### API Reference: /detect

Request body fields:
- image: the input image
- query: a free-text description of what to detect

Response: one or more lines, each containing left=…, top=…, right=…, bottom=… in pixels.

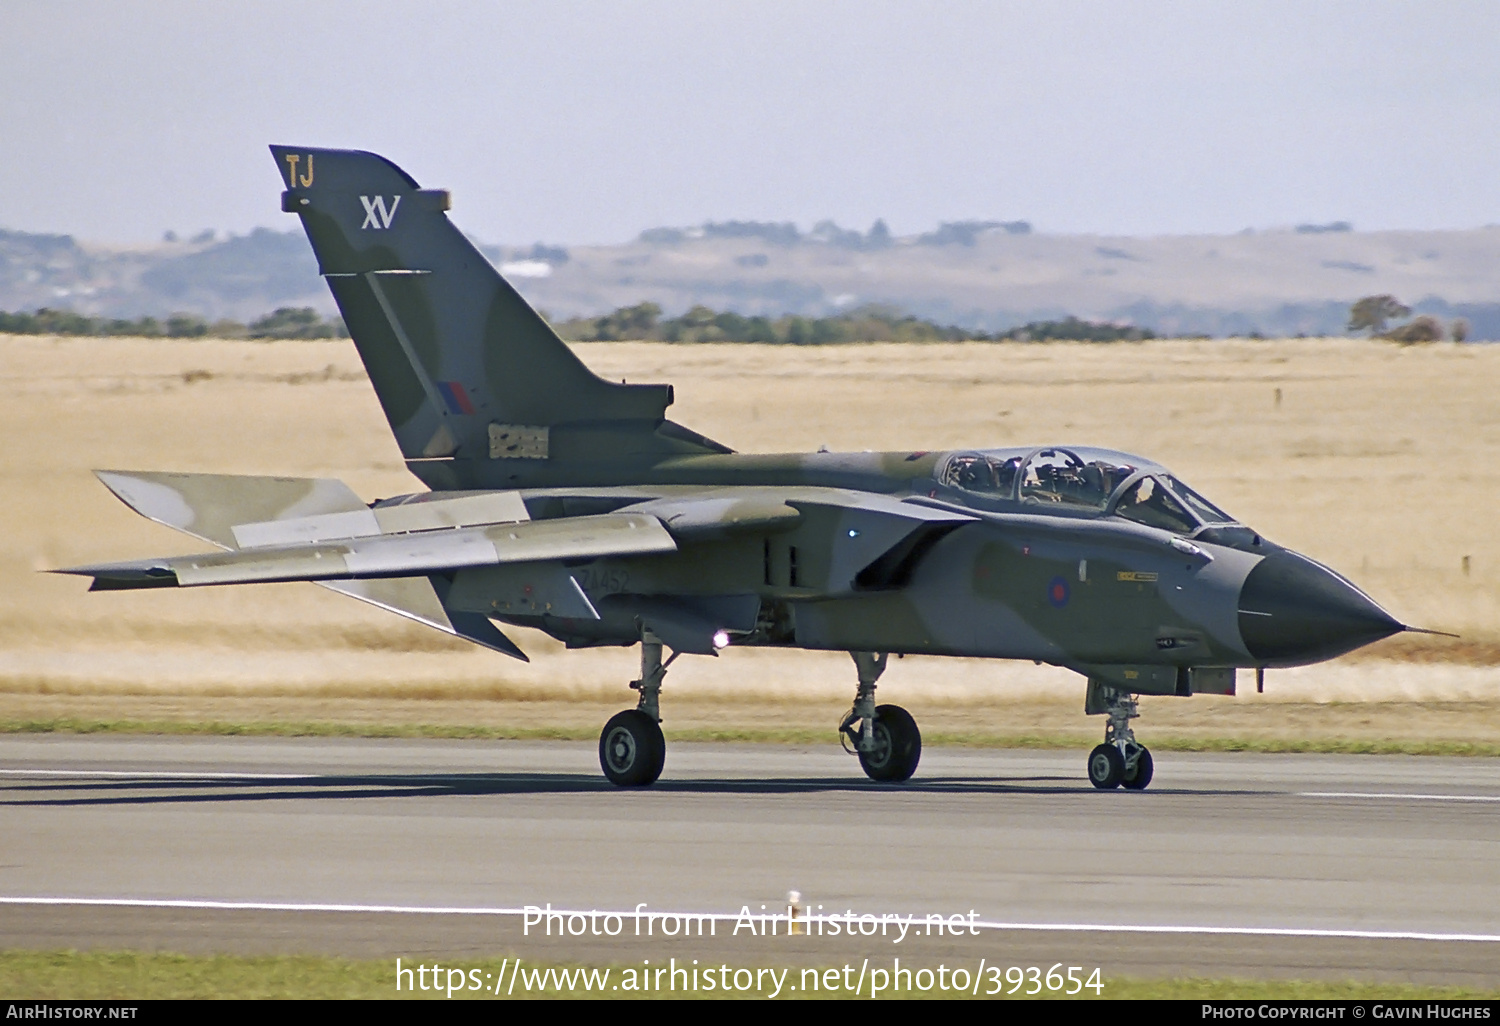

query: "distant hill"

left=3, top=219, right=1498, bottom=339
left=0, top=226, right=327, bottom=323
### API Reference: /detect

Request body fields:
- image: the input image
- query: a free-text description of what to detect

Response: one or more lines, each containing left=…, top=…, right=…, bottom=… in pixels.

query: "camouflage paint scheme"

left=60, top=148, right=1409, bottom=785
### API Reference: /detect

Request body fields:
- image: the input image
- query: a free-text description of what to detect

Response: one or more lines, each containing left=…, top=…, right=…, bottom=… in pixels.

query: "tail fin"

left=271, top=146, right=728, bottom=486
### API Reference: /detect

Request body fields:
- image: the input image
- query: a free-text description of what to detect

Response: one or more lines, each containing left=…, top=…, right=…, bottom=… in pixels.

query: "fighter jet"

left=58, top=147, right=1416, bottom=790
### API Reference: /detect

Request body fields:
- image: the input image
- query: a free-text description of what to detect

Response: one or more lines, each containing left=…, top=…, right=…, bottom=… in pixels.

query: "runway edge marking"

left=1298, top=791, right=1500, bottom=803
left=2, top=897, right=1497, bottom=944
left=0, top=769, right=317, bottom=781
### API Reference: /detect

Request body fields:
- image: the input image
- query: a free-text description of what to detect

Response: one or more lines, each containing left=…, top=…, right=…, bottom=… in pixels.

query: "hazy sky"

left=3, top=1, right=1497, bottom=245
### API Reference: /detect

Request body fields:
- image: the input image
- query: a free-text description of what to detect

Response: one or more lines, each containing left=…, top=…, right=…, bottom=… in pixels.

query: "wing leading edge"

left=58, top=512, right=676, bottom=589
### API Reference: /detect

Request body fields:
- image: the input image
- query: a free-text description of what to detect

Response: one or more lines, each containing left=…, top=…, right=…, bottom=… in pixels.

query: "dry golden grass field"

left=1, top=334, right=1497, bottom=748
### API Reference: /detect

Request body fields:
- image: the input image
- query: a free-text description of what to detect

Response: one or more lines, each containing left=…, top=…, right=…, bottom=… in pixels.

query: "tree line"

left=1, top=301, right=1158, bottom=344
left=24, top=299, right=1471, bottom=344
left=552, top=303, right=1156, bottom=344
left=0, top=306, right=348, bottom=339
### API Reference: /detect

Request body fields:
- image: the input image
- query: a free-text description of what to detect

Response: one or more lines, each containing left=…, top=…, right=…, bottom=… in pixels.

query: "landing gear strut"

left=1085, top=681, right=1153, bottom=790
left=599, top=630, right=671, bottom=787
left=840, top=651, right=921, bottom=782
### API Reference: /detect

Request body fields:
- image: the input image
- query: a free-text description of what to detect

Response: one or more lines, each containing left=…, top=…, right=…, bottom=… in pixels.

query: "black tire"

left=1087, top=743, right=1125, bottom=789
left=599, top=710, right=665, bottom=787
left=858, top=704, right=921, bottom=782
left=1121, top=746, right=1154, bottom=790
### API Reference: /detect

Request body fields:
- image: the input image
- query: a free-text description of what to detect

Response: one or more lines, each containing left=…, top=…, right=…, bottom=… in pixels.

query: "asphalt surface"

left=2, top=735, right=1498, bottom=987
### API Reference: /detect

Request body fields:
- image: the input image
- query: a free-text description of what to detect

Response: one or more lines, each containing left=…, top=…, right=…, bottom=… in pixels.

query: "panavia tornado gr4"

left=60, top=146, right=1417, bottom=790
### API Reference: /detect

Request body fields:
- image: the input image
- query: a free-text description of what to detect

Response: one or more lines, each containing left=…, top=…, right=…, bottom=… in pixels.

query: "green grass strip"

left=2, top=718, right=1498, bottom=757
left=1, top=951, right=1496, bottom=1000
left=0, top=718, right=597, bottom=741
left=1100, top=977, right=1499, bottom=1000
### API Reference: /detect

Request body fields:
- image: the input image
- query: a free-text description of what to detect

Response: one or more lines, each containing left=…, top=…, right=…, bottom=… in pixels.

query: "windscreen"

left=1165, top=475, right=1237, bottom=524
left=1114, top=476, right=1197, bottom=533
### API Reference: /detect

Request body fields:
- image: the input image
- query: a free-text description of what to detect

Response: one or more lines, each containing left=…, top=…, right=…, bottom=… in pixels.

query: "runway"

left=2, top=735, right=1498, bottom=987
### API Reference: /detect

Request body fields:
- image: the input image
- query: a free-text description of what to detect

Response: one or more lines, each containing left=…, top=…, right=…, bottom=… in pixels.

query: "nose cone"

left=1238, top=551, right=1403, bottom=666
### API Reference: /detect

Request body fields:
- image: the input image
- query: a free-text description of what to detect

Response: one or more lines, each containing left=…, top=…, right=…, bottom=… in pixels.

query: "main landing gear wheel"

left=841, top=651, right=922, bottom=783
left=599, top=628, right=671, bottom=788
left=1087, top=743, right=1124, bottom=790
left=1087, top=743, right=1153, bottom=790
left=859, top=704, right=922, bottom=783
left=1121, top=746, right=1154, bottom=790
left=599, top=710, right=665, bottom=787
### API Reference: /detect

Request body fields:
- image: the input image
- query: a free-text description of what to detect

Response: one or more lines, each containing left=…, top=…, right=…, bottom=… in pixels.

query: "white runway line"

left=2, top=896, right=1497, bottom=944
left=1298, top=791, right=1500, bottom=803
left=0, top=769, right=317, bottom=781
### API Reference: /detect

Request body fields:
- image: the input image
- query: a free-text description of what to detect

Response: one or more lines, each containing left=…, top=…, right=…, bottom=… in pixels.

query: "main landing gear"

left=1085, top=684, right=1153, bottom=791
left=840, top=651, right=921, bottom=782
left=598, top=630, right=671, bottom=787
left=597, top=639, right=925, bottom=787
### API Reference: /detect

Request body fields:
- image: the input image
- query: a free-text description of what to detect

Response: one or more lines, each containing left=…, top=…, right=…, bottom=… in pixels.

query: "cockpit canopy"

left=938, top=446, right=1238, bottom=535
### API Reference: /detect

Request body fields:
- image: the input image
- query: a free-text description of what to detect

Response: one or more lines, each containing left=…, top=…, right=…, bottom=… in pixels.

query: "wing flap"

left=233, top=491, right=531, bottom=548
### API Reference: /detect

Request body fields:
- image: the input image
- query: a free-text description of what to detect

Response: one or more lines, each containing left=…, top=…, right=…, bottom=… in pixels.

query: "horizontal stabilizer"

left=445, top=609, right=530, bottom=661
left=322, top=576, right=529, bottom=662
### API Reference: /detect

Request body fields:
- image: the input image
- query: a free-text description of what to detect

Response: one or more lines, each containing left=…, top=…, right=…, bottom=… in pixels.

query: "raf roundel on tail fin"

left=270, top=146, right=730, bottom=487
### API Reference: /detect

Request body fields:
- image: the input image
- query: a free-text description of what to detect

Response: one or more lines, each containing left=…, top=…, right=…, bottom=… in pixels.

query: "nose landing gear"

left=1085, top=682, right=1153, bottom=791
